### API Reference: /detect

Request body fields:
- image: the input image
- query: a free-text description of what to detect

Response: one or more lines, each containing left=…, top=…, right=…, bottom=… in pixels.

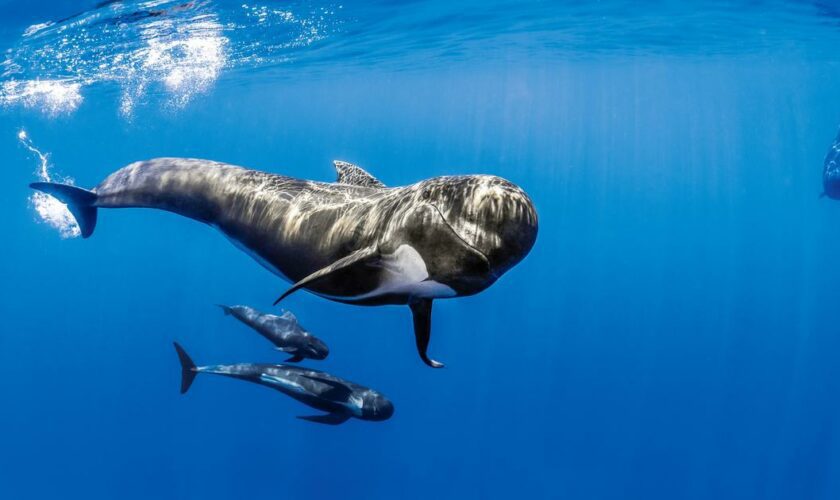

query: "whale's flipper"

left=409, top=299, right=444, bottom=368
left=217, top=304, right=233, bottom=315
left=29, top=182, right=98, bottom=238
left=299, top=374, right=354, bottom=400
left=297, top=413, right=351, bottom=425
left=273, top=246, right=381, bottom=304
left=284, top=355, right=304, bottom=363
left=333, top=160, right=386, bottom=188
left=173, top=342, right=198, bottom=394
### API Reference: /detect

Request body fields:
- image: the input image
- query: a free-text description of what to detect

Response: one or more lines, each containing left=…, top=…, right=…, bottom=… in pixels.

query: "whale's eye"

left=421, top=189, right=431, bottom=200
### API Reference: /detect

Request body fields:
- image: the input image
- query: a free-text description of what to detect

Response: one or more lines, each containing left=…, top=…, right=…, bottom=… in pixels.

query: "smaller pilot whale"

left=218, top=305, right=328, bottom=362
left=173, top=342, right=393, bottom=424
left=823, top=129, right=840, bottom=199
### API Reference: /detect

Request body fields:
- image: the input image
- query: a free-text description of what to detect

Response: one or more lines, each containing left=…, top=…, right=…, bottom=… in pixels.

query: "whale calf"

left=173, top=342, right=393, bottom=424
left=31, top=158, right=538, bottom=367
left=218, top=304, right=328, bottom=362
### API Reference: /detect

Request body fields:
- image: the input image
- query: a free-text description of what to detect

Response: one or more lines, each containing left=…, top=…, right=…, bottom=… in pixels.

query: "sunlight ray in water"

left=18, top=129, right=80, bottom=238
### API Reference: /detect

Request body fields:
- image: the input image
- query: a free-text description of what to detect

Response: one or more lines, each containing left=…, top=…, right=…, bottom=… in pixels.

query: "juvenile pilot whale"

left=173, top=342, right=393, bottom=424
left=218, top=304, right=328, bottom=362
left=31, top=158, right=538, bottom=367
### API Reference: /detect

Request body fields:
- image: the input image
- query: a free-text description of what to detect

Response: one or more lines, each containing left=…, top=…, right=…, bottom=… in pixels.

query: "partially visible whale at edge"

left=174, top=342, right=393, bottom=425
left=31, top=158, right=538, bottom=367
left=218, top=304, right=328, bottom=362
left=823, top=129, right=840, bottom=199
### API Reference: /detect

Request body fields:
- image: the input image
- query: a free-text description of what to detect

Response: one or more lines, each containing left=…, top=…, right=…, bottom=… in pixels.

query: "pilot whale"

left=31, top=158, right=538, bottom=367
left=823, top=129, right=840, bottom=199
left=174, top=342, right=392, bottom=424
left=218, top=304, right=329, bottom=362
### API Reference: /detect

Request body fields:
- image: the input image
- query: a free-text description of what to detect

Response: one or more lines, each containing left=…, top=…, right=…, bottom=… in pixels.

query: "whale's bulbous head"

left=419, top=175, right=538, bottom=287
left=360, top=391, right=394, bottom=421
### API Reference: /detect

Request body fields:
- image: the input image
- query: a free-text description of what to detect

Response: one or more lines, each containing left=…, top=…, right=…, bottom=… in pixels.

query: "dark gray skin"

left=218, top=304, right=329, bottom=362
left=31, top=158, right=539, bottom=367
left=823, top=129, right=840, bottom=199
left=173, top=342, right=392, bottom=425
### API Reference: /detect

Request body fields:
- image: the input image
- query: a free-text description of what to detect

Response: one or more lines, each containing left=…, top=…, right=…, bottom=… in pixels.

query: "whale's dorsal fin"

left=279, top=310, right=297, bottom=321
left=334, top=160, right=386, bottom=188
left=266, top=310, right=297, bottom=327
left=273, top=246, right=381, bottom=305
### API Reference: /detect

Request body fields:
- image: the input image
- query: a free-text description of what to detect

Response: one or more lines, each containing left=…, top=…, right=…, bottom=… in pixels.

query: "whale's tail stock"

left=173, top=342, right=198, bottom=394
left=29, top=182, right=98, bottom=238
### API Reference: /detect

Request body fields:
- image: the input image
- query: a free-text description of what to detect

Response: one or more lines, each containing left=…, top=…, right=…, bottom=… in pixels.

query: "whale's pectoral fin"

left=333, top=160, right=386, bottom=188
left=273, top=246, right=381, bottom=305
left=409, top=298, right=444, bottom=368
left=297, top=413, right=351, bottom=425
left=300, top=374, right=354, bottom=401
left=284, top=355, right=305, bottom=363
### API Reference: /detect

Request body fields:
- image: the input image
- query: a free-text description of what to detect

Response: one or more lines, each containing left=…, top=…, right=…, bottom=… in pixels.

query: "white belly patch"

left=343, top=244, right=456, bottom=301
left=220, top=225, right=454, bottom=302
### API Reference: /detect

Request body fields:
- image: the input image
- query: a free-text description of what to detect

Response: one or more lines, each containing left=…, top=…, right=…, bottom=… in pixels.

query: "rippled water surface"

left=4, top=1, right=840, bottom=117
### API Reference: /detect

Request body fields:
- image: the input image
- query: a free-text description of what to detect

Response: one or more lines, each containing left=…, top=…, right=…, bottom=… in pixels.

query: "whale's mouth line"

left=425, top=202, right=491, bottom=266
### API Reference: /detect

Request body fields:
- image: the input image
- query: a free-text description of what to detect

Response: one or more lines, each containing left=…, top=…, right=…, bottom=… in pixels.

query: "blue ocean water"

left=2, top=1, right=840, bottom=498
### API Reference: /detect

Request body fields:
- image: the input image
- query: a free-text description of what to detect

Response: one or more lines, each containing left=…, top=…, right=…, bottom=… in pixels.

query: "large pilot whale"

left=31, top=158, right=538, bottom=367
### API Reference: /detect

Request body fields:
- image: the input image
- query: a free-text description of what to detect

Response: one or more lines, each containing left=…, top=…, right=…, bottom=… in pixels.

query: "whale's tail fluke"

left=29, top=182, right=98, bottom=238
left=173, top=342, right=198, bottom=394
left=217, top=304, right=232, bottom=316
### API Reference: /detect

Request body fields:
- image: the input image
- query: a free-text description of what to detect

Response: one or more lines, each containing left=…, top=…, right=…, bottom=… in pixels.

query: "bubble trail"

left=18, top=129, right=81, bottom=238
